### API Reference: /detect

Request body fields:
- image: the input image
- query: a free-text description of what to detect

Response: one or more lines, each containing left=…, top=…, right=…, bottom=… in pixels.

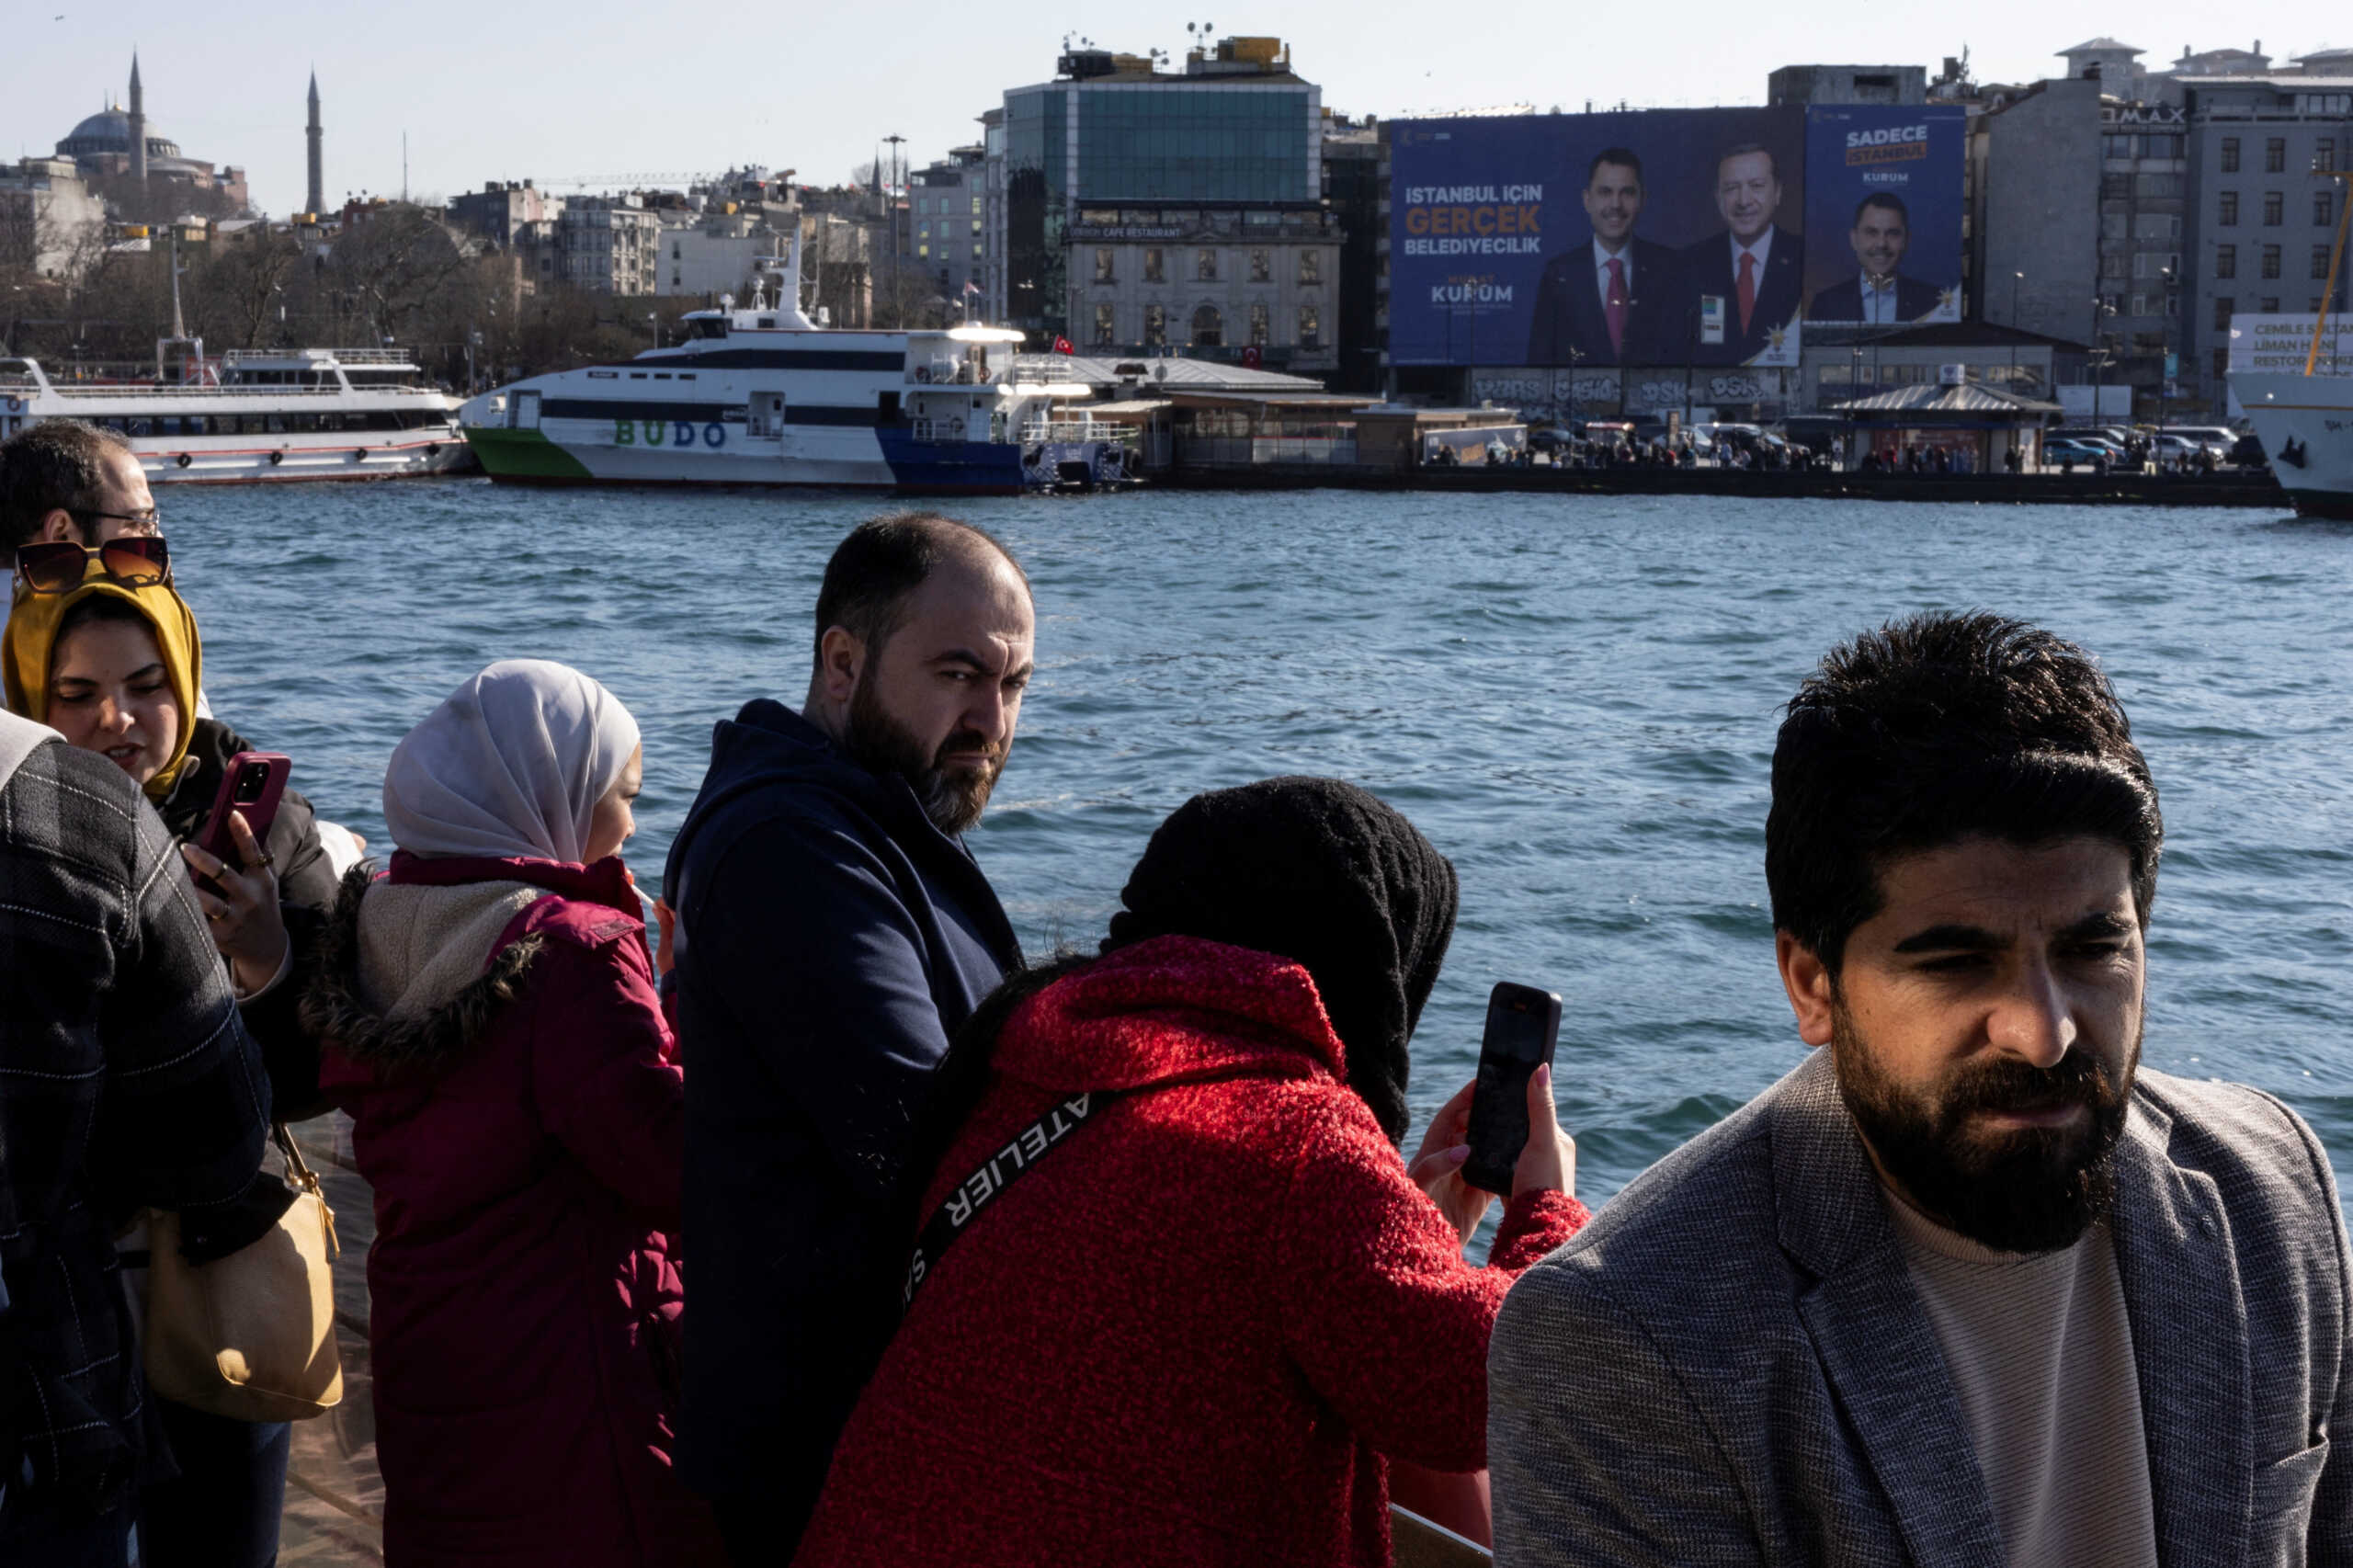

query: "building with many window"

left=2183, top=73, right=2353, bottom=408
left=550, top=196, right=662, bottom=295
left=2094, top=97, right=2188, bottom=411
left=906, top=148, right=988, bottom=316
left=994, top=36, right=1338, bottom=371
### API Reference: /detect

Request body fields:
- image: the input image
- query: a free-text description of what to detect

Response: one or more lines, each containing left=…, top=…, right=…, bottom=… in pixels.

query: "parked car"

left=2043, top=437, right=2114, bottom=466
left=2151, top=432, right=2226, bottom=462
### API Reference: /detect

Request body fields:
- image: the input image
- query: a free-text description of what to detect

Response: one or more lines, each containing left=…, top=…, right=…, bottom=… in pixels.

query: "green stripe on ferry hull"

left=462, top=426, right=596, bottom=482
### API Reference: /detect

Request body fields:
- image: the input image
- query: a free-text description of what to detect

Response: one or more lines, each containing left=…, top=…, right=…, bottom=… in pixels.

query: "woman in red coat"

left=301, top=660, right=724, bottom=1567
left=794, top=777, right=1587, bottom=1568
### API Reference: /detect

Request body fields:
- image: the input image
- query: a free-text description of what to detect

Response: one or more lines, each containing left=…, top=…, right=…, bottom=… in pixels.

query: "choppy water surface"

left=174, top=482, right=2352, bottom=1207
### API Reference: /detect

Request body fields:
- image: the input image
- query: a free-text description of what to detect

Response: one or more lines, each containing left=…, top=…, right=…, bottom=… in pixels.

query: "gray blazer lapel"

left=2109, top=1091, right=2253, bottom=1567
left=1775, top=1053, right=2009, bottom=1568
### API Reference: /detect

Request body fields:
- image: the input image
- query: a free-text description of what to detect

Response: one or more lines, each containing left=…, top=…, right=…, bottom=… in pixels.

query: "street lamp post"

left=2009, top=271, right=2024, bottom=387
left=1849, top=342, right=1864, bottom=468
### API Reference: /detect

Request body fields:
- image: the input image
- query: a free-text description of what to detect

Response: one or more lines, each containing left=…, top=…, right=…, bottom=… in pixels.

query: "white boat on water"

left=0, top=347, right=468, bottom=483
left=2235, top=369, right=2353, bottom=519
left=459, top=241, right=1132, bottom=494
left=2233, top=172, right=2352, bottom=519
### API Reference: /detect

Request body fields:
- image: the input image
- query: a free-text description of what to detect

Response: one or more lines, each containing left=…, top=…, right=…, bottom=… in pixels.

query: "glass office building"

left=1001, top=46, right=1324, bottom=342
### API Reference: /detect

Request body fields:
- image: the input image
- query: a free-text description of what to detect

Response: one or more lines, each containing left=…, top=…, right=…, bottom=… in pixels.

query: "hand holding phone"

left=1462, top=982, right=1563, bottom=1196
left=194, top=752, right=290, bottom=869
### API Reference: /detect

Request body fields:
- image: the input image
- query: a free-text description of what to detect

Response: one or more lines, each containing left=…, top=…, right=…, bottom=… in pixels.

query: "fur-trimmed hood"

left=301, top=860, right=549, bottom=1074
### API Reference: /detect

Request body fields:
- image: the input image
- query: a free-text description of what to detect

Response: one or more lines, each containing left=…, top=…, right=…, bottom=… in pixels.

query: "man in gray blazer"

left=1491, top=610, right=2349, bottom=1566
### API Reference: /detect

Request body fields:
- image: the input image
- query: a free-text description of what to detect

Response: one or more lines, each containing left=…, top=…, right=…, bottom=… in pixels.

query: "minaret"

left=127, top=52, right=147, bottom=182
left=305, top=73, right=324, bottom=216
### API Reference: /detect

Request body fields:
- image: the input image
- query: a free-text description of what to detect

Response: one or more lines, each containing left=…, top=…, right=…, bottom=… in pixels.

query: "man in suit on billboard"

left=1527, top=148, right=1682, bottom=367
left=1680, top=143, right=1802, bottom=363
left=1807, top=193, right=1954, bottom=324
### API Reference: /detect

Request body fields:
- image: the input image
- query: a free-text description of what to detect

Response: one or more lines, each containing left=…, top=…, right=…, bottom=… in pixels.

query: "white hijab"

left=383, top=659, right=640, bottom=863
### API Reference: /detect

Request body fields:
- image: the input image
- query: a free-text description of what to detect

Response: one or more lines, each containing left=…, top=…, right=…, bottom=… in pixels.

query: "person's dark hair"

left=55, top=590, right=154, bottom=647
left=0, top=421, right=131, bottom=556
left=1766, top=611, right=2161, bottom=973
left=892, top=778, right=1457, bottom=1247
left=1586, top=147, right=1643, bottom=187
left=810, top=511, right=1028, bottom=675
left=1852, top=192, right=1909, bottom=228
left=1716, top=142, right=1779, bottom=184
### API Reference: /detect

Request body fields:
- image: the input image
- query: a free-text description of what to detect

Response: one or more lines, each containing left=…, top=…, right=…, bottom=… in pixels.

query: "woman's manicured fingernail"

left=1445, top=1143, right=1471, bottom=1163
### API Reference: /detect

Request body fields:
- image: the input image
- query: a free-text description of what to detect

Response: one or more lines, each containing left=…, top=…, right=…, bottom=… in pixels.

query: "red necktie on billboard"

left=1605, top=257, right=1629, bottom=356
left=1737, top=252, right=1756, bottom=335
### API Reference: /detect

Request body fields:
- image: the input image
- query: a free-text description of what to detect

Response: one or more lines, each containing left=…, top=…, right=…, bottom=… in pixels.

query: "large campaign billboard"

left=1801, top=107, right=1965, bottom=325
left=1390, top=105, right=1969, bottom=369
left=1391, top=108, right=1808, bottom=369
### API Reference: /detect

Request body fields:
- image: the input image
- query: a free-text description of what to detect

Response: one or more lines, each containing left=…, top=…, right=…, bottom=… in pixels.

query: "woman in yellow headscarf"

left=4, top=552, right=335, bottom=1568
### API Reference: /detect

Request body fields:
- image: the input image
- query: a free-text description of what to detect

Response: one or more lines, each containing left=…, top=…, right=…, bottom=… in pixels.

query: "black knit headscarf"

left=1101, top=777, right=1459, bottom=1145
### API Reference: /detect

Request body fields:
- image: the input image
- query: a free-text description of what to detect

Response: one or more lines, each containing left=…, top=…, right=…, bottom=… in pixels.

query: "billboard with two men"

left=1389, top=105, right=1964, bottom=369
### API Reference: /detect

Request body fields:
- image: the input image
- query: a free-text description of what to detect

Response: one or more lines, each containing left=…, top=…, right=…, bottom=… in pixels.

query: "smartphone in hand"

left=1462, top=981, right=1563, bottom=1196
left=194, top=752, right=291, bottom=872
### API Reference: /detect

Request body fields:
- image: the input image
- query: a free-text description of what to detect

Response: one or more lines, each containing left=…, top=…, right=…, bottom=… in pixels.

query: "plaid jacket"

left=0, top=726, right=270, bottom=1517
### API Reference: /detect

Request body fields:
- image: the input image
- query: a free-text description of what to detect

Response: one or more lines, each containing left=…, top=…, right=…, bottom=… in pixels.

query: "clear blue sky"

left=2, top=1, right=2334, bottom=218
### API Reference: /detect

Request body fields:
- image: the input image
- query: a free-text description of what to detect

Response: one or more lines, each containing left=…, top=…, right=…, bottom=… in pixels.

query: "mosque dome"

left=56, top=108, right=182, bottom=163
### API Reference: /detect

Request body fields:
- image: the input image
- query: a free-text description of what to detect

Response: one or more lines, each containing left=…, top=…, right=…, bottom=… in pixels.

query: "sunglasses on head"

left=13, top=536, right=173, bottom=595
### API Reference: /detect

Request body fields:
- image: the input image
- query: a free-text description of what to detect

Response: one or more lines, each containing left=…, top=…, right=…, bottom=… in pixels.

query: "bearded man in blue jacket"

left=664, top=513, right=1032, bottom=1562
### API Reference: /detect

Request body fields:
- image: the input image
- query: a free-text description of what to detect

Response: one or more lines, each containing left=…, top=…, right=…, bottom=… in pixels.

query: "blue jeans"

left=140, top=1400, right=290, bottom=1568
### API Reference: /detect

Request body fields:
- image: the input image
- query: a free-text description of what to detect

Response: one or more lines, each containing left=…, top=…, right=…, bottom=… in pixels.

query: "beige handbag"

left=142, top=1123, right=344, bottom=1422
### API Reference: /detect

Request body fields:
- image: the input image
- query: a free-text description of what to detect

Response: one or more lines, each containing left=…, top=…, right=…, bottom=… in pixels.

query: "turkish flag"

left=1242, top=345, right=1263, bottom=369
left=1052, top=335, right=1075, bottom=356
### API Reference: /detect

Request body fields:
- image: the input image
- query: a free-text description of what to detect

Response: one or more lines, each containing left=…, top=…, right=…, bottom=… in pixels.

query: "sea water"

left=176, top=480, right=2353, bottom=1207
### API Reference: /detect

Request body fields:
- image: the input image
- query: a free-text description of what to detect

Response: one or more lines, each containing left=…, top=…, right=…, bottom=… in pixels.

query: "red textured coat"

left=313, top=855, right=725, bottom=1568
left=793, top=935, right=1588, bottom=1568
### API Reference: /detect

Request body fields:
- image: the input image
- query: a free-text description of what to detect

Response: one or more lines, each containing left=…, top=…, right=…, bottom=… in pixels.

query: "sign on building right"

left=1800, top=107, right=1965, bottom=327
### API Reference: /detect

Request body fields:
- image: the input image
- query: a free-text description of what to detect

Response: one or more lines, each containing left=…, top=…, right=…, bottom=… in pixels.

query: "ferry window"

left=757, top=318, right=775, bottom=329
left=1195, top=249, right=1217, bottom=281
left=1249, top=250, right=1270, bottom=283
left=1144, top=303, right=1166, bottom=347
left=1095, top=248, right=1116, bottom=283
left=1143, top=248, right=1165, bottom=283
left=1094, top=303, right=1116, bottom=345
left=2219, top=192, right=2237, bottom=226
left=2215, top=244, right=2236, bottom=278
left=1297, top=304, right=1321, bottom=348
left=631, top=371, right=648, bottom=379
left=318, top=412, right=342, bottom=432
left=1298, top=250, right=1321, bottom=285
left=241, top=415, right=269, bottom=435
left=155, top=417, right=180, bottom=437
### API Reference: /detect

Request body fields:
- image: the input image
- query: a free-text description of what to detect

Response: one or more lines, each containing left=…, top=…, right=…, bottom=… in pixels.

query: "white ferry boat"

left=0, top=347, right=467, bottom=483
left=2235, top=370, right=2353, bottom=519
left=460, top=242, right=1131, bottom=494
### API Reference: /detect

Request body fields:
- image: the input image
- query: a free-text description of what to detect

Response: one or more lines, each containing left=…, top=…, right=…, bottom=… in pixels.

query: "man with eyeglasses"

left=0, top=422, right=160, bottom=639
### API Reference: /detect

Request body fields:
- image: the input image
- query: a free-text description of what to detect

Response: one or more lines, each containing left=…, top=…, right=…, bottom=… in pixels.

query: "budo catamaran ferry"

left=459, top=241, right=1131, bottom=493
left=0, top=347, right=467, bottom=483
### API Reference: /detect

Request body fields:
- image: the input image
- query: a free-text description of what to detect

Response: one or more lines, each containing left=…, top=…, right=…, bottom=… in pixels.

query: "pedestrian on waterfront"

left=301, top=660, right=725, bottom=1568
left=0, top=703, right=272, bottom=1567
left=663, top=514, right=1030, bottom=1560
left=793, top=778, right=1587, bottom=1568
left=1489, top=611, right=2352, bottom=1565
left=4, top=551, right=338, bottom=1568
